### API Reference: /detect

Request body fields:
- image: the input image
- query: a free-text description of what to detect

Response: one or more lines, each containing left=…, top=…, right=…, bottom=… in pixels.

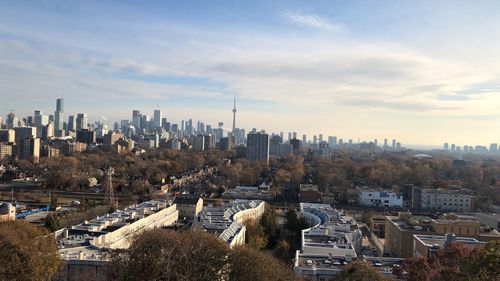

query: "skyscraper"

left=153, top=109, right=162, bottom=128
left=54, top=98, right=64, bottom=131
left=67, top=115, right=76, bottom=131
left=246, top=132, right=269, bottom=163
left=76, top=113, right=88, bottom=131
left=232, top=95, right=237, bottom=133
left=132, top=110, right=141, bottom=129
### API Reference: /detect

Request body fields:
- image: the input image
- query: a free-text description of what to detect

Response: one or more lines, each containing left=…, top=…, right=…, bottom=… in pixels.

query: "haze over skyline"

left=1, top=1, right=499, bottom=146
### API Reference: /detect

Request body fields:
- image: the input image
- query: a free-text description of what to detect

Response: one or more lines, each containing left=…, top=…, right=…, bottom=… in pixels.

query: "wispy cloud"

left=281, top=11, right=343, bottom=32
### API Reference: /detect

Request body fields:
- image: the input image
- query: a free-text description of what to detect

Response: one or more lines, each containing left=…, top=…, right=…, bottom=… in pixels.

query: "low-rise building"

left=195, top=200, right=265, bottom=248
left=0, top=143, right=13, bottom=160
left=299, top=184, right=322, bottom=203
left=413, top=233, right=486, bottom=259
left=222, top=185, right=274, bottom=201
left=294, top=203, right=403, bottom=280
left=56, top=200, right=178, bottom=281
left=356, top=186, right=403, bottom=208
left=173, top=196, right=203, bottom=219
left=384, top=212, right=433, bottom=258
left=412, top=186, right=475, bottom=212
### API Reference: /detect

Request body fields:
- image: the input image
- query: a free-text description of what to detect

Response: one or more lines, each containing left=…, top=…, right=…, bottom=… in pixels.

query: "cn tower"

left=232, top=95, right=237, bottom=133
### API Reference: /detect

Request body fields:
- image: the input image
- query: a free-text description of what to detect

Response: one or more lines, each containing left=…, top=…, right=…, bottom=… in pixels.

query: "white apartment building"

left=356, top=186, right=403, bottom=208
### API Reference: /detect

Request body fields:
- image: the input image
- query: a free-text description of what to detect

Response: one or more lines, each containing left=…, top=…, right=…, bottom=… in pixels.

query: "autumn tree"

left=107, top=229, right=230, bottom=281
left=228, top=246, right=299, bottom=281
left=333, top=259, right=389, bottom=281
left=0, top=220, right=61, bottom=281
left=244, top=218, right=267, bottom=249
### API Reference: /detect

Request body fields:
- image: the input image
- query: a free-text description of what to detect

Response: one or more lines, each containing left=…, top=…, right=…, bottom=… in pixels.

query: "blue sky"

left=1, top=1, right=500, bottom=145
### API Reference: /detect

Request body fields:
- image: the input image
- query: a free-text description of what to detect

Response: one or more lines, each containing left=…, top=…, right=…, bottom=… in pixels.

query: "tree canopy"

left=0, top=220, right=61, bottom=281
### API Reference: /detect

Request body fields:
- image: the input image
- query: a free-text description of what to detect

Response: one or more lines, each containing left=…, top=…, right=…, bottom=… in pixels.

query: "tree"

left=398, top=240, right=500, bottom=281
left=45, top=213, right=61, bottom=232
left=0, top=220, right=61, bottom=281
left=273, top=240, right=293, bottom=263
left=460, top=240, right=500, bottom=281
left=260, top=206, right=278, bottom=247
left=107, top=229, right=229, bottom=281
left=244, top=218, right=267, bottom=249
left=228, top=246, right=299, bottom=281
left=333, top=259, right=389, bottom=281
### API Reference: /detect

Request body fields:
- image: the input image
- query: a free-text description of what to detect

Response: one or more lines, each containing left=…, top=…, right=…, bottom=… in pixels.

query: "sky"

left=1, top=0, right=499, bottom=147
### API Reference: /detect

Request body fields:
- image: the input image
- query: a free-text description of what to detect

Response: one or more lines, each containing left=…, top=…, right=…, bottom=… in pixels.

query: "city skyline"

left=1, top=1, right=500, bottom=145
left=3, top=97, right=499, bottom=151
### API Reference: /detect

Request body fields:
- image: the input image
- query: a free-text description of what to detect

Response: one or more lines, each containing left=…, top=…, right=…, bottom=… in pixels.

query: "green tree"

left=260, top=206, right=278, bottom=247
left=45, top=213, right=61, bottom=232
left=0, top=220, right=61, bottom=281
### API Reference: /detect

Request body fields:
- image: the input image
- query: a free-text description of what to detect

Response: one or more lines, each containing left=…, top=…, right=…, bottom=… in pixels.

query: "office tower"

left=292, top=132, right=297, bottom=139
left=302, top=134, right=307, bottom=144
left=76, top=113, right=88, bottom=131
left=288, top=132, right=292, bottom=141
left=218, top=137, right=233, bottom=151
left=204, top=134, right=216, bottom=150
left=206, top=124, right=212, bottom=134
left=171, top=124, right=178, bottom=133
left=338, top=138, right=343, bottom=145
left=0, top=116, right=3, bottom=126
left=444, top=143, right=449, bottom=151
left=76, top=129, right=96, bottom=144
left=33, top=110, right=48, bottom=127
left=374, top=139, right=378, bottom=147
left=313, top=135, right=317, bottom=144
left=161, top=118, right=168, bottom=129
left=41, top=123, right=54, bottom=141
left=188, top=119, right=194, bottom=133
left=113, top=122, right=119, bottom=132
left=396, top=142, right=401, bottom=150
left=16, top=137, right=40, bottom=162
left=328, top=136, right=337, bottom=147
left=0, top=129, right=15, bottom=143
left=319, top=134, right=323, bottom=143
left=192, top=135, right=205, bottom=151
left=67, top=115, right=76, bottom=132
left=6, top=112, right=17, bottom=129
left=54, top=98, right=64, bottom=131
left=218, top=121, right=223, bottom=128
left=153, top=109, right=162, bottom=128
left=384, top=138, right=388, bottom=148
left=181, top=120, right=185, bottom=131
left=348, top=139, right=353, bottom=146
left=490, top=143, right=498, bottom=154
left=290, top=138, right=302, bottom=155
left=140, top=115, right=150, bottom=131
left=132, top=110, right=141, bottom=129
left=451, top=144, right=456, bottom=152
left=391, top=139, right=396, bottom=150
left=14, top=127, right=37, bottom=142
left=464, top=145, right=469, bottom=153
left=199, top=122, right=205, bottom=134
left=246, top=132, right=269, bottom=163
left=232, top=95, right=237, bottom=133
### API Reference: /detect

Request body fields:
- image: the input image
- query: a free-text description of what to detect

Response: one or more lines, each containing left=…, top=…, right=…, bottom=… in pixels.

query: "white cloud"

left=281, top=11, right=343, bottom=32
